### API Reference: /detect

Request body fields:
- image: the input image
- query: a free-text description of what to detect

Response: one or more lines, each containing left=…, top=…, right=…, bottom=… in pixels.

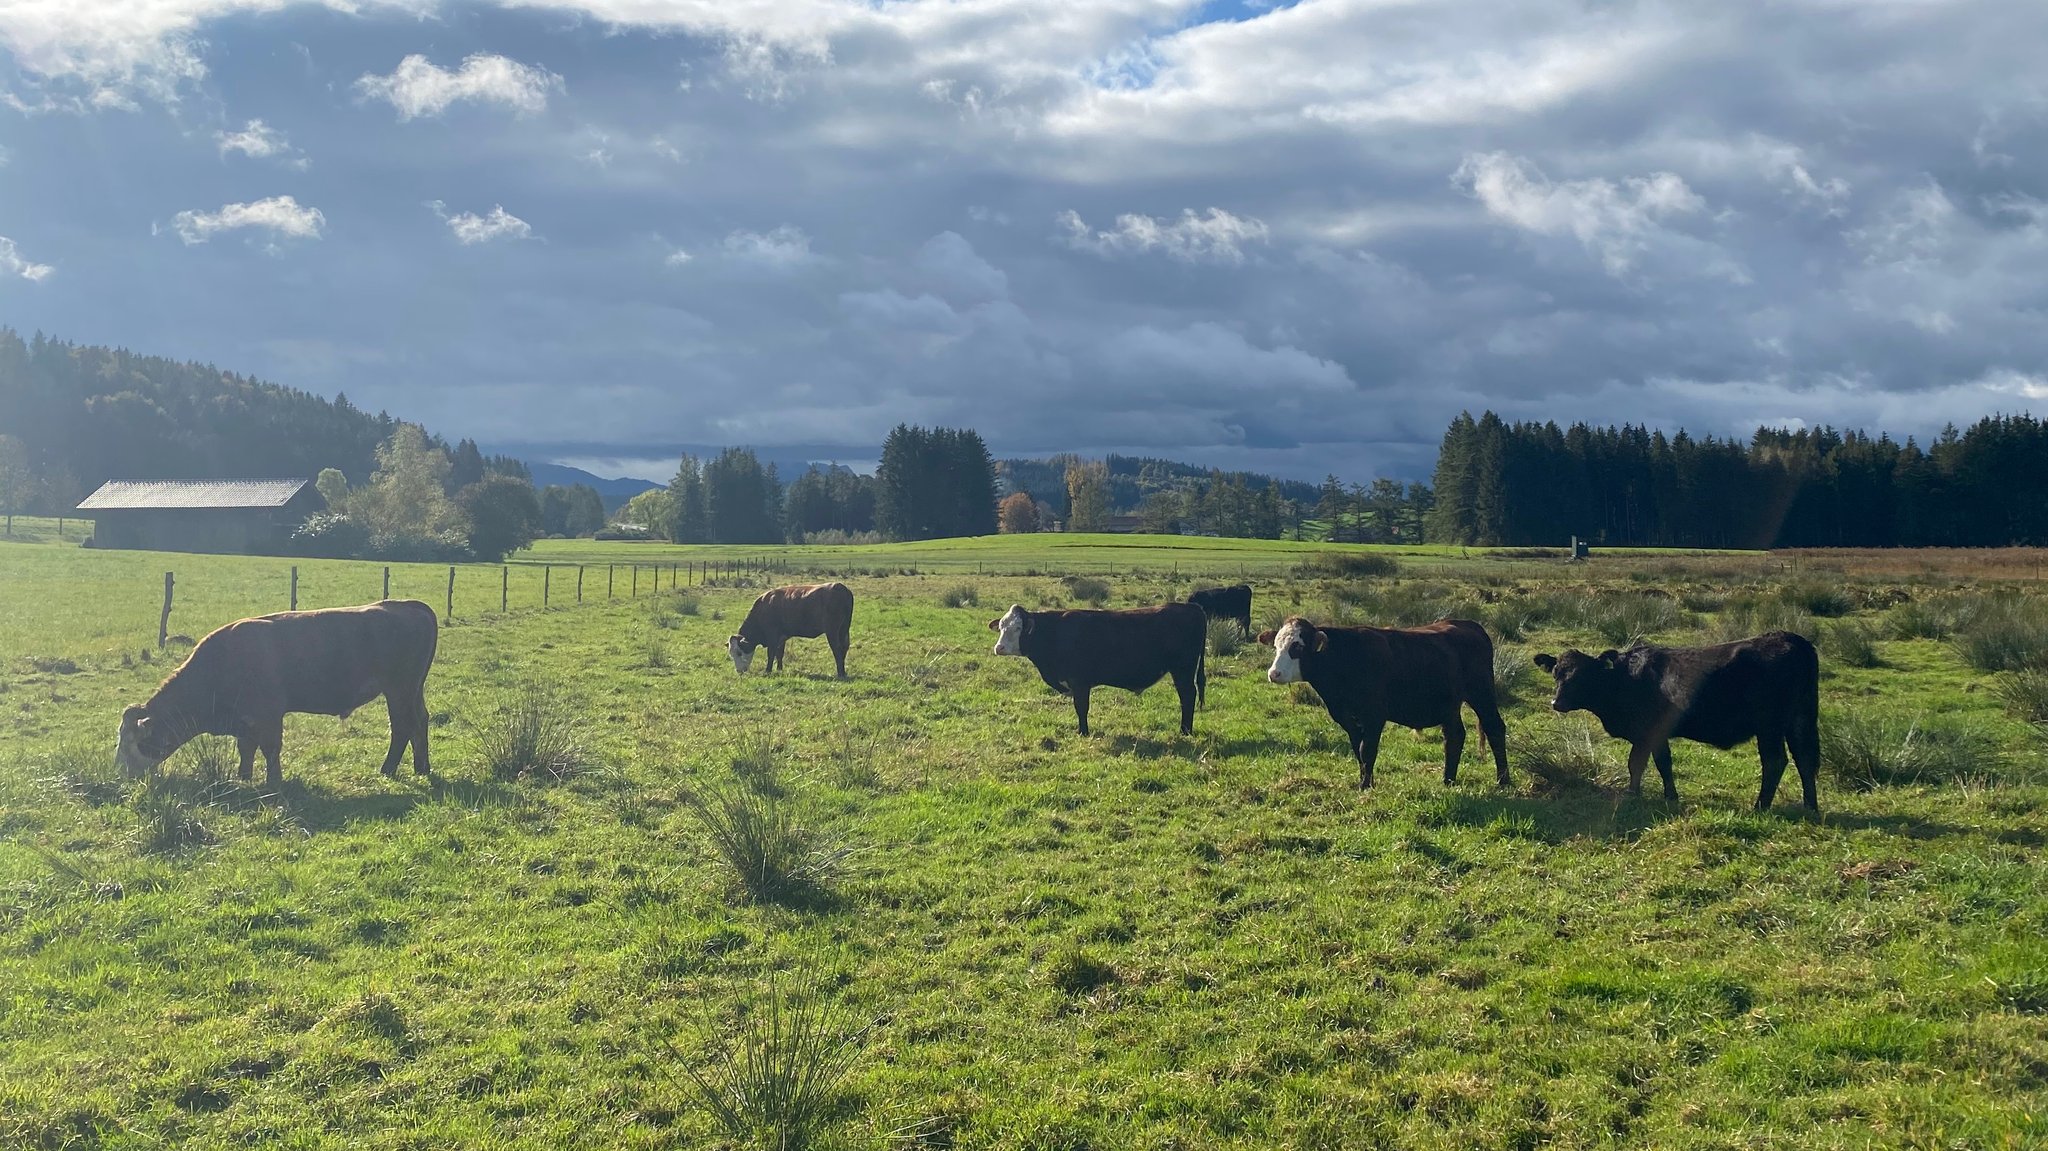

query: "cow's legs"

left=1471, top=699, right=1512, bottom=786
left=1754, top=732, right=1789, bottom=811
left=1441, top=716, right=1466, bottom=785
left=381, top=695, right=410, bottom=777
left=1789, top=715, right=1821, bottom=812
left=236, top=736, right=258, bottom=782
left=255, top=721, right=284, bottom=786
left=409, top=687, right=432, bottom=776
left=768, top=639, right=786, bottom=673
left=1652, top=742, right=1680, bottom=801
left=1170, top=669, right=1197, bottom=735
left=1353, top=725, right=1383, bottom=789
left=1626, top=743, right=1651, bottom=797
left=1072, top=685, right=1093, bottom=736
left=829, top=628, right=849, bottom=679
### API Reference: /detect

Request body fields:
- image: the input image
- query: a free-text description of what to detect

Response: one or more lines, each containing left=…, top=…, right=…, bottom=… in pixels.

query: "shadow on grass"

left=1417, top=788, right=1687, bottom=844
left=1815, top=809, right=1980, bottom=841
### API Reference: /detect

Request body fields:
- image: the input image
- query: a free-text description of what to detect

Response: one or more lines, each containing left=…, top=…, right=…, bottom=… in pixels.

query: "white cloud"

left=1057, top=207, right=1269, bottom=265
left=356, top=53, right=561, bottom=121
left=0, top=236, right=54, bottom=281
left=722, top=225, right=817, bottom=267
left=215, top=119, right=307, bottom=167
left=428, top=202, right=533, bottom=244
left=664, top=248, right=694, bottom=267
left=170, top=195, right=325, bottom=245
left=1454, top=152, right=1707, bottom=276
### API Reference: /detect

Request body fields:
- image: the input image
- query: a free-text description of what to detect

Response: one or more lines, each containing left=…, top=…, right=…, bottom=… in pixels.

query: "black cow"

left=1533, top=631, right=1821, bottom=811
left=1258, top=616, right=1510, bottom=789
left=1187, top=583, right=1253, bottom=635
left=989, top=603, right=1207, bottom=735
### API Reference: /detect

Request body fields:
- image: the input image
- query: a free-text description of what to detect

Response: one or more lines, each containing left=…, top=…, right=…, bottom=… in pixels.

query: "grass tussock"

left=476, top=679, right=592, bottom=782
left=673, top=967, right=875, bottom=1151
left=1780, top=582, right=1856, bottom=619
left=1516, top=724, right=1612, bottom=792
left=1295, top=552, right=1400, bottom=579
left=1586, top=593, right=1683, bottom=646
left=132, top=782, right=225, bottom=854
left=1714, top=597, right=1817, bottom=644
left=685, top=754, right=854, bottom=906
left=1060, top=575, right=1111, bottom=605
left=1492, top=643, right=1531, bottom=700
left=1207, top=617, right=1243, bottom=658
left=1952, top=597, right=2048, bottom=672
left=1994, top=669, right=2048, bottom=728
left=1821, top=709, right=2007, bottom=790
left=939, top=584, right=979, bottom=608
left=1823, top=620, right=1884, bottom=669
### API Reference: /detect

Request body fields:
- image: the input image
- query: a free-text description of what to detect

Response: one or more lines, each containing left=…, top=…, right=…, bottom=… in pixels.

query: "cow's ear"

left=1533, top=653, right=1556, bottom=672
left=121, top=705, right=148, bottom=724
left=987, top=618, right=1000, bottom=631
left=1598, top=649, right=1620, bottom=667
left=1312, top=629, right=1328, bottom=652
left=1255, top=630, right=1277, bottom=647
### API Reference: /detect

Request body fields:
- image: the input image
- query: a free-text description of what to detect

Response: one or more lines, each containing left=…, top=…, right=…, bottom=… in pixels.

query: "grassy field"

left=1, top=531, right=2043, bottom=1149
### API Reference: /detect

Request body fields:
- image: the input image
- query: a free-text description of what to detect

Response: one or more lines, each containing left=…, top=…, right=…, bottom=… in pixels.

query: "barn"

left=76, top=479, right=320, bottom=554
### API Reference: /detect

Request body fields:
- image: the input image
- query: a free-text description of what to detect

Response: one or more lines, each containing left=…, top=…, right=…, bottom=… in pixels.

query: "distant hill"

left=997, top=453, right=1322, bottom=516
left=523, top=462, right=661, bottom=512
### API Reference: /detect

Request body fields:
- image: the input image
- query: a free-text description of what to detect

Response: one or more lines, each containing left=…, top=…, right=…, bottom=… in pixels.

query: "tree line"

left=1427, top=411, right=2048, bottom=548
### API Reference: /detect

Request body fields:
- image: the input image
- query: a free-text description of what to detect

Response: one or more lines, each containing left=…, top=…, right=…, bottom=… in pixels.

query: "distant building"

left=77, top=479, right=319, bottom=554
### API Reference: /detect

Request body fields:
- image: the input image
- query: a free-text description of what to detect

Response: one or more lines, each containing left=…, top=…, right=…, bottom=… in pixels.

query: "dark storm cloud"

left=0, top=0, right=2042, bottom=482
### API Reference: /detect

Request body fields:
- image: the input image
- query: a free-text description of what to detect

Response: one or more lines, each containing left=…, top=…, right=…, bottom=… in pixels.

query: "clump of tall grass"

left=39, top=737, right=129, bottom=805
left=685, top=754, right=853, bottom=906
left=1516, top=724, right=1610, bottom=791
left=1779, top=582, right=1855, bottom=619
left=1714, top=598, right=1816, bottom=643
left=1491, top=643, right=1531, bottom=700
left=1821, top=709, right=2005, bottom=790
left=643, top=638, right=670, bottom=670
left=1207, top=617, right=1243, bottom=657
left=476, top=679, right=591, bottom=782
left=1295, top=552, right=1400, bottom=580
left=1993, top=670, right=2048, bottom=728
left=1060, top=575, right=1111, bottom=605
left=1586, top=592, right=1683, bottom=646
left=1885, top=595, right=1981, bottom=641
left=1822, top=620, right=1884, bottom=669
left=939, top=584, right=979, bottom=608
left=1952, top=597, right=2048, bottom=672
left=132, top=782, right=225, bottom=854
left=672, top=967, right=875, bottom=1151
left=1046, top=946, right=1119, bottom=995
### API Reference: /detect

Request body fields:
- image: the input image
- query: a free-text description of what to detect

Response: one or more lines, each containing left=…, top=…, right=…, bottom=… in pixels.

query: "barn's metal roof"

left=77, top=479, right=312, bottom=511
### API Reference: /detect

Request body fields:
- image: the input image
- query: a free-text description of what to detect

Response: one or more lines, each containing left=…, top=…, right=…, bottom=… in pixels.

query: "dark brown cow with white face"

left=116, top=599, right=438, bottom=785
left=1258, top=616, right=1509, bottom=790
left=728, top=582, right=855, bottom=678
left=1533, top=631, right=1821, bottom=811
left=989, top=602, right=1207, bottom=736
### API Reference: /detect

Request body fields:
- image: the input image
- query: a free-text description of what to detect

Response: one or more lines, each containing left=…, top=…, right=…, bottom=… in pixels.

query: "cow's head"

left=988, top=605, right=1030, bottom=656
left=1532, top=648, right=1621, bottom=714
left=115, top=704, right=182, bottom=778
left=727, top=634, right=760, bottom=674
left=1257, top=617, right=1326, bottom=684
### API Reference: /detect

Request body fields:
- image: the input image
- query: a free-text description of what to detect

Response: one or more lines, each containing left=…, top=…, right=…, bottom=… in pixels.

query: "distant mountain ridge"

left=522, top=462, right=661, bottom=512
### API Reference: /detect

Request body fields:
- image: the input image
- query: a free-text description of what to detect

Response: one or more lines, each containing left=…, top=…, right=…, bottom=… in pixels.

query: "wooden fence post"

left=544, top=565, right=551, bottom=608
left=290, top=565, right=298, bottom=611
left=608, top=564, right=614, bottom=598
left=447, top=566, right=455, bottom=620
left=578, top=566, right=585, bottom=604
left=501, top=566, right=508, bottom=612
left=159, top=571, right=174, bottom=648
left=383, top=566, right=391, bottom=600
left=632, top=565, right=638, bottom=596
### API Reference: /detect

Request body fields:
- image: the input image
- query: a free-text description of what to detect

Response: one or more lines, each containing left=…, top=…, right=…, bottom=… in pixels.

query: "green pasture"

left=0, top=532, right=2042, bottom=1149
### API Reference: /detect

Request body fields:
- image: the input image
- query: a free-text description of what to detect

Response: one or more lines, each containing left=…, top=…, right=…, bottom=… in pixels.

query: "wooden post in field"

left=544, top=565, right=551, bottom=608
left=383, top=566, right=391, bottom=600
left=608, top=564, right=614, bottom=598
left=447, top=566, right=455, bottom=620
left=578, top=566, right=585, bottom=604
left=501, top=566, right=508, bottom=612
left=290, top=566, right=298, bottom=610
left=632, top=565, right=638, bottom=596
left=159, top=571, right=173, bottom=648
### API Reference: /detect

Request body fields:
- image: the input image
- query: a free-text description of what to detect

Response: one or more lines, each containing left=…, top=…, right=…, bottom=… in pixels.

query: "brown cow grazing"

left=116, top=599, right=438, bottom=785
left=989, top=602, right=1207, bottom=735
left=728, top=582, right=855, bottom=678
left=1258, top=616, right=1510, bottom=790
left=1533, top=631, right=1821, bottom=811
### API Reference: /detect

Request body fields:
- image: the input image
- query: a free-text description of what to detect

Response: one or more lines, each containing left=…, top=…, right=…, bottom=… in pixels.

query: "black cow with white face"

left=989, top=602, right=1207, bottom=736
left=1533, top=631, right=1821, bottom=811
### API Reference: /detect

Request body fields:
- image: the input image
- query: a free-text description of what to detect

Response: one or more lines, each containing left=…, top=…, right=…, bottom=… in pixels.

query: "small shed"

left=77, top=479, right=320, bottom=554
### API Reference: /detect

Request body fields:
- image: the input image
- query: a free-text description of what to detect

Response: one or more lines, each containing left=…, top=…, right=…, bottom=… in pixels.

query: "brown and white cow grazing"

left=116, top=599, right=438, bottom=785
left=1258, top=616, right=1510, bottom=790
left=728, top=582, right=855, bottom=678
left=989, top=602, right=1207, bottom=736
left=1533, top=631, right=1821, bottom=811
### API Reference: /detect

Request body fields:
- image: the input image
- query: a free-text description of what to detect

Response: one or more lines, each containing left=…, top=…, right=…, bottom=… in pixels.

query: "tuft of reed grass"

left=1491, top=643, right=1530, bottom=700
left=939, top=584, right=979, bottom=608
left=1951, top=597, right=2048, bottom=673
left=476, top=679, right=591, bottom=782
left=1821, top=709, right=2006, bottom=790
left=643, top=638, right=670, bottom=670
left=1587, top=593, right=1682, bottom=646
left=1516, top=724, right=1611, bottom=792
left=672, top=967, right=875, bottom=1151
left=1823, top=620, right=1883, bottom=669
left=1779, top=582, right=1855, bottom=619
left=684, top=759, right=853, bottom=906
left=1060, top=575, right=1111, bottom=605
left=1207, top=617, right=1243, bottom=658
left=133, top=782, right=224, bottom=854
left=1993, top=669, right=2048, bottom=728
left=1294, top=552, right=1399, bottom=579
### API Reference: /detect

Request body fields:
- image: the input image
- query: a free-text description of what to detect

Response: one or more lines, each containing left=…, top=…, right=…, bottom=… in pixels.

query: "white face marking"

left=115, top=718, right=156, bottom=778
left=992, top=606, right=1027, bottom=657
left=728, top=635, right=754, bottom=674
left=1266, top=621, right=1311, bottom=684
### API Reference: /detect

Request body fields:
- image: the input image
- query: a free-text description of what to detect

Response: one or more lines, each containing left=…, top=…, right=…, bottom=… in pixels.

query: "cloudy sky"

left=0, top=0, right=2042, bottom=483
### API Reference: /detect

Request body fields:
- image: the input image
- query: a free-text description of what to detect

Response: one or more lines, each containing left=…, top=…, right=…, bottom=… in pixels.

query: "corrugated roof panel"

left=77, top=479, right=313, bottom=511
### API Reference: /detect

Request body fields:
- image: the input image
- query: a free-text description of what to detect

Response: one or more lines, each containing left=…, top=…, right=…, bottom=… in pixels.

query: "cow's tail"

left=1195, top=634, right=1208, bottom=708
